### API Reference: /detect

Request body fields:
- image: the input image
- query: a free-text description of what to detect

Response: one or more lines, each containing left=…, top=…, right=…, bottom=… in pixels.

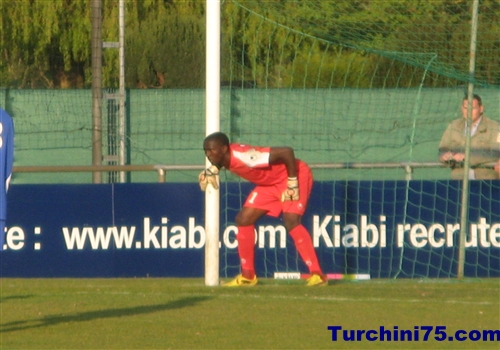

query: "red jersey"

left=228, top=143, right=304, bottom=186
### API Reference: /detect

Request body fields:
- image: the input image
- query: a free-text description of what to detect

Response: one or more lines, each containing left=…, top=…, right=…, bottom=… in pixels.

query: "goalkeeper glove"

left=199, top=165, right=219, bottom=191
left=281, top=177, right=299, bottom=201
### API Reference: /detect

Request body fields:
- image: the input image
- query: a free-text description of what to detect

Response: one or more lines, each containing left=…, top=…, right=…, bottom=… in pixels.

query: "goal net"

left=218, top=0, right=500, bottom=279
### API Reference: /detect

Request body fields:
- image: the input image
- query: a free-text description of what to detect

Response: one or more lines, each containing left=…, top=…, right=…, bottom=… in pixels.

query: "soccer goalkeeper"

left=199, top=132, right=326, bottom=286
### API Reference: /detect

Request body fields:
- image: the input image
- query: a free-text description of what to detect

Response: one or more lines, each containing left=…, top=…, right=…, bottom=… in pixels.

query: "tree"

left=0, top=0, right=206, bottom=88
left=1, top=0, right=498, bottom=89
left=125, top=11, right=205, bottom=88
left=0, top=0, right=90, bottom=88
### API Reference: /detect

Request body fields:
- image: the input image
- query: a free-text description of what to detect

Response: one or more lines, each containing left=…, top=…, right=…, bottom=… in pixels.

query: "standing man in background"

left=199, top=132, right=327, bottom=286
left=0, top=108, right=14, bottom=251
left=438, top=94, right=500, bottom=179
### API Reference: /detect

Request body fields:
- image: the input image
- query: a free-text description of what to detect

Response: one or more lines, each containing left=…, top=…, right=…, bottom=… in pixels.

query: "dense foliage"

left=0, top=0, right=498, bottom=88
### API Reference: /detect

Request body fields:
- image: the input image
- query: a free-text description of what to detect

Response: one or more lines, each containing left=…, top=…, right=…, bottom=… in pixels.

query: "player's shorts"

left=243, top=162, right=313, bottom=217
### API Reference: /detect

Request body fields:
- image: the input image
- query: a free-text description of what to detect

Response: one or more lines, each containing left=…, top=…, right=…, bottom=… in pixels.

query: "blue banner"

left=2, top=181, right=499, bottom=278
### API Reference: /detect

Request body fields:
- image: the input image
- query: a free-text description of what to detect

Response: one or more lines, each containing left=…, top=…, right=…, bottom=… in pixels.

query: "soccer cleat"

left=223, top=274, right=258, bottom=287
left=306, top=273, right=328, bottom=286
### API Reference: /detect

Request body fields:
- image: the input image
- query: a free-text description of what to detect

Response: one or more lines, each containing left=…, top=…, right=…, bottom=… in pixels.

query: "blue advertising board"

left=1, top=181, right=499, bottom=278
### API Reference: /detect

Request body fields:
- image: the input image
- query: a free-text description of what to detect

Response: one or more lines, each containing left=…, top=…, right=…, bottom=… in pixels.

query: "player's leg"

left=223, top=190, right=270, bottom=286
left=234, top=206, right=267, bottom=280
left=283, top=213, right=324, bottom=277
left=282, top=164, right=326, bottom=286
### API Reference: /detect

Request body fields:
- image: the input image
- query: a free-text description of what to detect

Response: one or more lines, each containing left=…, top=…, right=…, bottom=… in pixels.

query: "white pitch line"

left=216, top=293, right=498, bottom=306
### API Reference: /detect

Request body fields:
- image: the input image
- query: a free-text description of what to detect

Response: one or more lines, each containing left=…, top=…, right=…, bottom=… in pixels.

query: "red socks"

left=237, top=225, right=256, bottom=279
left=289, top=224, right=323, bottom=275
left=237, top=224, right=322, bottom=278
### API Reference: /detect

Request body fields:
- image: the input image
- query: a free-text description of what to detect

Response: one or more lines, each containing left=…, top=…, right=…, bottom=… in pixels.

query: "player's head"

left=204, top=132, right=230, bottom=147
left=461, top=94, right=483, bottom=122
left=203, top=132, right=230, bottom=168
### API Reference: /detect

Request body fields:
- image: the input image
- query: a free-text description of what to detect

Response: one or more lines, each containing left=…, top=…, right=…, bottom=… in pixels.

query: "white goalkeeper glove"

left=199, top=165, right=220, bottom=191
left=281, top=177, right=299, bottom=201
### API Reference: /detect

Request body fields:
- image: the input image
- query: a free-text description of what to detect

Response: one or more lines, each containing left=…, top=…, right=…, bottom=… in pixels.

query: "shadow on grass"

left=0, top=295, right=34, bottom=303
left=0, top=295, right=212, bottom=333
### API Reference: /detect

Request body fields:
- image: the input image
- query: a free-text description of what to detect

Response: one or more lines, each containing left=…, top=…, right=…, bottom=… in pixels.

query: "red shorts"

left=243, top=163, right=313, bottom=217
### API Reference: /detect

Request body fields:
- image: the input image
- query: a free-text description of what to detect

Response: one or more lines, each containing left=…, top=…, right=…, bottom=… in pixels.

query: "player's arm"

left=198, top=164, right=219, bottom=191
left=269, top=147, right=297, bottom=177
left=269, top=147, right=299, bottom=201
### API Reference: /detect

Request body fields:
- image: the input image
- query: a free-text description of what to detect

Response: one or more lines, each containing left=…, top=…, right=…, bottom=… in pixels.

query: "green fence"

left=1, top=87, right=499, bottom=184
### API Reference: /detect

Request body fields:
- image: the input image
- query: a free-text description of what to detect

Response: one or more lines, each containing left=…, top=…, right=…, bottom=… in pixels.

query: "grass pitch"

left=1, top=278, right=499, bottom=349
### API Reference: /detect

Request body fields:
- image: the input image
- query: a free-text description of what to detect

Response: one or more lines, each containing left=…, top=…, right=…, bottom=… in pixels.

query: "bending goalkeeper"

left=200, top=132, right=327, bottom=286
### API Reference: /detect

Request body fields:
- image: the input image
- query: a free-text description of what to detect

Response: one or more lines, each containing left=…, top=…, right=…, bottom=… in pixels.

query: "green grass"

left=1, top=278, right=499, bottom=349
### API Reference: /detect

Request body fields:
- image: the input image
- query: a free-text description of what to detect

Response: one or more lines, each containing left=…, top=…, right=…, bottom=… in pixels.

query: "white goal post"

left=204, top=0, right=221, bottom=286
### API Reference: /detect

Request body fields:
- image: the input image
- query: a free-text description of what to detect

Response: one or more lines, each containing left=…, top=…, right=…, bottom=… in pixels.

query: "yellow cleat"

left=306, top=274, right=328, bottom=286
left=223, top=274, right=258, bottom=287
